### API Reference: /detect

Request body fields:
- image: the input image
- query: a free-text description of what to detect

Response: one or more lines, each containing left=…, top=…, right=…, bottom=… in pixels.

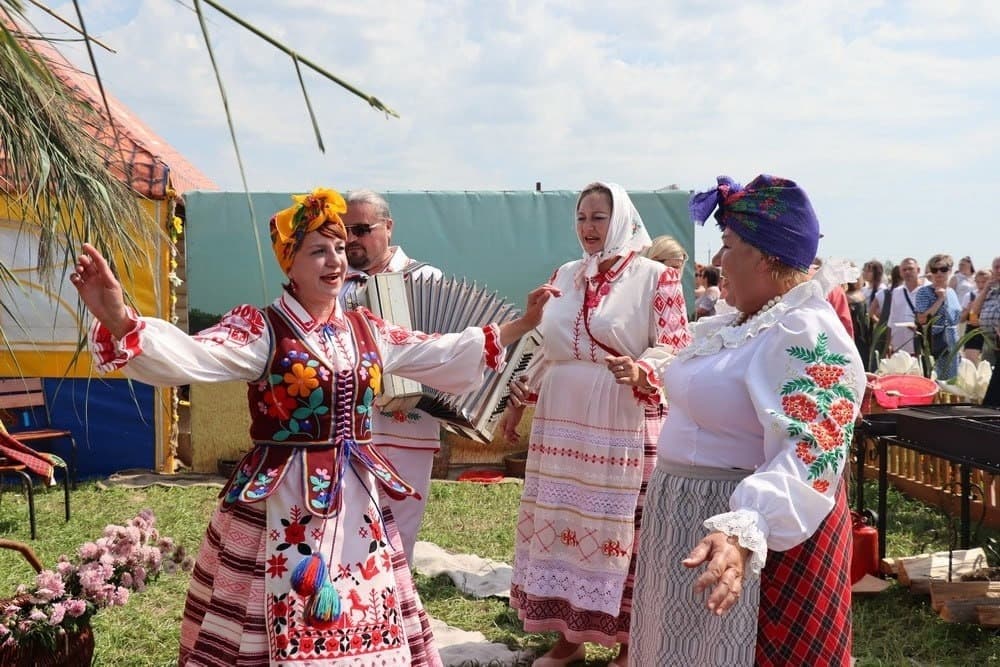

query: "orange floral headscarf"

left=269, top=187, right=347, bottom=274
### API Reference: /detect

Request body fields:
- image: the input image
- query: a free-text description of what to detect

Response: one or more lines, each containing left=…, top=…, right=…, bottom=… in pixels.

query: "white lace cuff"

left=703, top=509, right=768, bottom=577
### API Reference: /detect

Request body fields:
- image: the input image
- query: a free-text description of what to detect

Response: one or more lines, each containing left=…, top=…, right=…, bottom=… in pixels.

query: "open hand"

left=682, top=531, right=751, bottom=616
left=70, top=243, right=132, bottom=338
left=521, top=284, right=561, bottom=329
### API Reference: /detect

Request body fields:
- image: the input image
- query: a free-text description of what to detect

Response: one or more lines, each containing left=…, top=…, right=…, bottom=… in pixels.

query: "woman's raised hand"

left=70, top=243, right=132, bottom=339
left=498, top=284, right=560, bottom=347
left=522, top=284, right=561, bottom=329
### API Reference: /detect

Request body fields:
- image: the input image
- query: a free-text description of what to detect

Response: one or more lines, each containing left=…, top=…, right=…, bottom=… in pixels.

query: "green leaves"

left=808, top=449, right=844, bottom=479
left=781, top=378, right=817, bottom=395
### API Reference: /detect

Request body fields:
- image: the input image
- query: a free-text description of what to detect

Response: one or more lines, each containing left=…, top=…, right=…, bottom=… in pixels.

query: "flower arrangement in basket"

left=0, top=509, right=193, bottom=666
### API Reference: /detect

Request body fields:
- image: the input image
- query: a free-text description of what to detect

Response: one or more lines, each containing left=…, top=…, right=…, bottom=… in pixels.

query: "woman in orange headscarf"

left=72, top=187, right=558, bottom=666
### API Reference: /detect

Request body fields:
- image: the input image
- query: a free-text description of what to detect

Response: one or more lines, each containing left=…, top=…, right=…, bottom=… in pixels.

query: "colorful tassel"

left=290, top=552, right=327, bottom=596
left=304, top=581, right=341, bottom=628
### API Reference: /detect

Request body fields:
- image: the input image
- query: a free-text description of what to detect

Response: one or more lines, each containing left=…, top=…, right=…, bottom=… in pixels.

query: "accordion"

left=345, top=271, right=540, bottom=444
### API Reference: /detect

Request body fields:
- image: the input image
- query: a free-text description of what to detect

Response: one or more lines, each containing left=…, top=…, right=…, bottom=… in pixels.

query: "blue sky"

left=26, top=1, right=1000, bottom=272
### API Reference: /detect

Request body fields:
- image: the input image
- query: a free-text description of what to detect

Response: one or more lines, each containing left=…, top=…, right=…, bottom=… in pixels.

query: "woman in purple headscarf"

left=629, top=176, right=865, bottom=666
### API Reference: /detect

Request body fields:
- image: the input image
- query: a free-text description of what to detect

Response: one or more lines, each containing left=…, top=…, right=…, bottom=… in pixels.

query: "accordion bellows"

left=348, top=272, right=540, bottom=445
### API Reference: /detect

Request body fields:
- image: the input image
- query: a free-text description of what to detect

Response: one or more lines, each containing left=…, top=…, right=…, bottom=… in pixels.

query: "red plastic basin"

left=870, top=374, right=938, bottom=409
left=456, top=469, right=504, bottom=484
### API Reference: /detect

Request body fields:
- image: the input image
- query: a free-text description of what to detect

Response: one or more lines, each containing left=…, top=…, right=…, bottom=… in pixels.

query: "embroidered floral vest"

left=219, top=307, right=419, bottom=517
left=247, top=306, right=378, bottom=445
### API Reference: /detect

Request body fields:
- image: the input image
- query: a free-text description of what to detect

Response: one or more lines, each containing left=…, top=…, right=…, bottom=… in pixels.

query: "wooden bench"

left=0, top=378, right=78, bottom=487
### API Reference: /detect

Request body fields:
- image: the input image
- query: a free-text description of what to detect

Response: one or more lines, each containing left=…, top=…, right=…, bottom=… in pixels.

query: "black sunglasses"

left=928, top=265, right=951, bottom=274
left=345, top=222, right=383, bottom=237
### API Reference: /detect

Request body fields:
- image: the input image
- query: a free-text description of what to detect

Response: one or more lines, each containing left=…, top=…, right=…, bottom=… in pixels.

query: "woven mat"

left=100, top=469, right=226, bottom=489
left=414, top=541, right=532, bottom=666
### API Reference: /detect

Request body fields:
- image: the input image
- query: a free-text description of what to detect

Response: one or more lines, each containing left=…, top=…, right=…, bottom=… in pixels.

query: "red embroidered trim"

left=632, top=386, right=660, bottom=407
left=528, top=442, right=642, bottom=467
left=631, top=360, right=661, bottom=407
left=635, top=359, right=661, bottom=389
left=89, top=308, right=143, bottom=373
left=482, top=323, right=503, bottom=370
left=360, top=306, right=436, bottom=345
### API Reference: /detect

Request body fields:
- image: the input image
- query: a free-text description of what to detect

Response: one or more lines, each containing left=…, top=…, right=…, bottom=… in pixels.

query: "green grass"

left=1, top=478, right=999, bottom=665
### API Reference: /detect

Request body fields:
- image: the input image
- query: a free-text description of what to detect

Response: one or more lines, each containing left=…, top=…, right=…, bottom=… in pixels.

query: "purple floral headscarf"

left=689, top=175, right=820, bottom=273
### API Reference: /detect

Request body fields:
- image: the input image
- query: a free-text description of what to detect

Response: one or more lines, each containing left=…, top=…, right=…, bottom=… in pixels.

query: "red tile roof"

left=5, top=27, right=217, bottom=199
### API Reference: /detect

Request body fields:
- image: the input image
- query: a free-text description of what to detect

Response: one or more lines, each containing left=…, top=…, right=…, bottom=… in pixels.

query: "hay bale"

left=190, top=382, right=251, bottom=473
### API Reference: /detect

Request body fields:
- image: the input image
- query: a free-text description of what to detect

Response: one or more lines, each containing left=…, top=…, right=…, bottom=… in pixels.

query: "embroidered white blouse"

left=657, top=279, right=866, bottom=574
left=89, top=291, right=503, bottom=398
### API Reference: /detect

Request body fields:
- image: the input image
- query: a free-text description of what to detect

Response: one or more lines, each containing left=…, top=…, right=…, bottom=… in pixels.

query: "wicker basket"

left=0, top=540, right=95, bottom=666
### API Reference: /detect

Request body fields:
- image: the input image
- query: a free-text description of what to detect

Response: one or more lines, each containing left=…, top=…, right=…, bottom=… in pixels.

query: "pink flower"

left=110, top=587, right=130, bottom=607
left=65, top=599, right=87, bottom=617
left=48, top=604, right=66, bottom=626
left=5, top=509, right=188, bottom=651
left=78, top=541, right=100, bottom=560
left=33, top=570, right=66, bottom=601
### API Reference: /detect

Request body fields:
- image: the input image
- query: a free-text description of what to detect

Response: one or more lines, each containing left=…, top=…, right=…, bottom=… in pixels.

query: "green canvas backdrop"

left=183, top=189, right=695, bottom=323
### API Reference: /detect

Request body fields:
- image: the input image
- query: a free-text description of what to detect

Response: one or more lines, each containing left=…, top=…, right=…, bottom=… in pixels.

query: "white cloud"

left=22, top=0, right=1000, bottom=269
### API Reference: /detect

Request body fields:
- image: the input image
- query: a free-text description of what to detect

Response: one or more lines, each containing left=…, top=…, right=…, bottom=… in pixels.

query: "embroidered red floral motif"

left=584, top=280, right=612, bottom=308
left=195, top=304, right=265, bottom=346
left=272, top=597, right=289, bottom=618
left=781, top=394, right=819, bottom=422
left=284, top=523, right=306, bottom=544
left=772, top=332, right=857, bottom=490
left=795, top=441, right=817, bottom=464
left=267, top=553, right=288, bottom=578
left=277, top=513, right=313, bottom=555
left=810, top=418, right=842, bottom=452
left=828, top=398, right=855, bottom=426
left=804, top=364, right=845, bottom=389
left=262, top=385, right=297, bottom=419
left=601, top=539, right=629, bottom=558
left=560, top=528, right=579, bottom=547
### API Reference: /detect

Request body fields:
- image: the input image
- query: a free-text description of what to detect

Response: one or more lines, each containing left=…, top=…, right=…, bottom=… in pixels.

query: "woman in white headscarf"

left=499, top=182, right=691, bottom=666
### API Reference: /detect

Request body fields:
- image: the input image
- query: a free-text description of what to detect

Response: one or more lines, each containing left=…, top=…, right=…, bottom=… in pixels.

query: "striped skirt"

left=177, top=499, right=439, bottom=666
left=630, top=466, right=852, bottom=666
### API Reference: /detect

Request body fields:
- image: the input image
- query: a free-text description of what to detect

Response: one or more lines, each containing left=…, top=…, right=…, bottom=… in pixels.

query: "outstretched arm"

left=497, top=284, right=561, bottom=347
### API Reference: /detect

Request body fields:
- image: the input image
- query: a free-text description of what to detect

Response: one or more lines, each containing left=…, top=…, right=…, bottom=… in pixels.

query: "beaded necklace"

left=732, top=294, right=783, bottom=327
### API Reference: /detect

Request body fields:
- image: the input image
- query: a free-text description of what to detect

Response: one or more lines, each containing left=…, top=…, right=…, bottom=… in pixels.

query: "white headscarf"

left=573, top=182, right=652, bottom=289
